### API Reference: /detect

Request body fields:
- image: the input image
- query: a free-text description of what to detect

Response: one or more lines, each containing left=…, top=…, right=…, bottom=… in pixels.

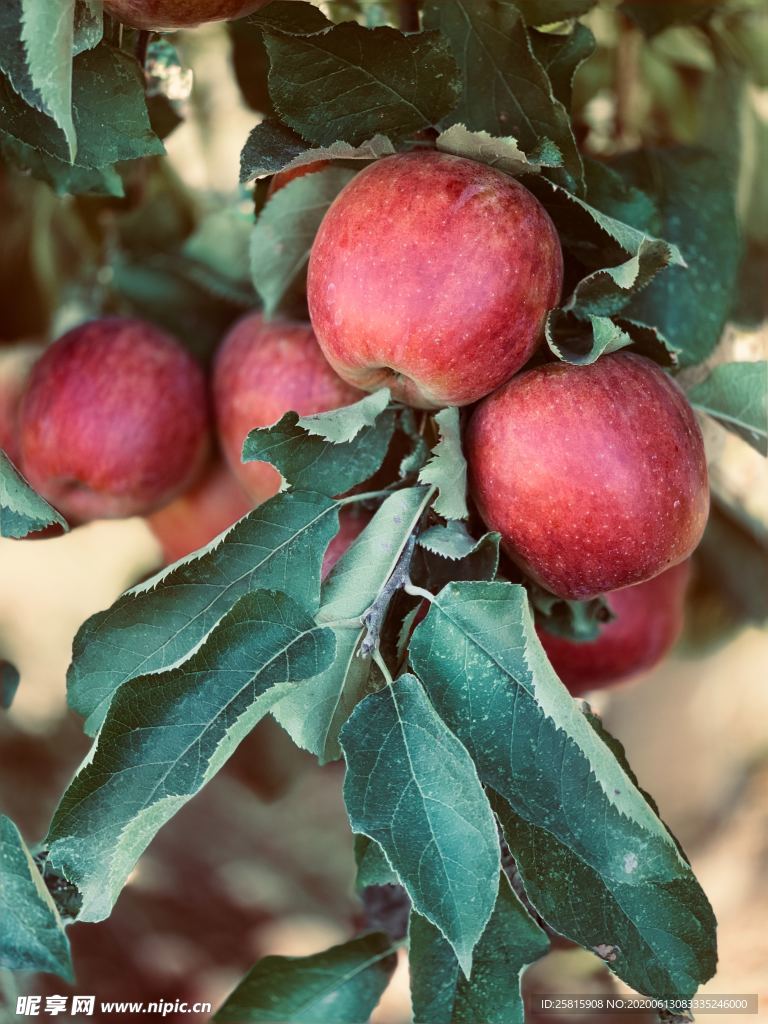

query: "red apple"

left=466, top=353, right=709, bottom=599
left=322, top=507, right=371, bottom=579
left=102, top=0, right=268, bottom=29
left=307, top=151, right=563, bottom=409
left=19, top=318, right=211, bottom=522
left=148, top=459, right=253, bottom=565
left=213, top=312, right=362, bottom=503
left=0, top=342, right=43, bottom=465
left=537, top=561, right=691, bottom=696
left=268, top=161, right=331, bottom=198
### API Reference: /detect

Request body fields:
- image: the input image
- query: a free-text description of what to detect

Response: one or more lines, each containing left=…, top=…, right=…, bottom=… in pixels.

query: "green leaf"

left=229, top=18, right=273, bottom=115
left=0, top=451, right=68, bottom=539
left=0, top=133, right=124, bottom=195
left=583, top=156, right=658, bottom=228
left=528, top=173, right=685, bottom=340
left=544, top=312, right=679, bottom=367
left=240, top=118, right=395, bottom=183
left=418, top=408, right=468, bottom=520
left=517, top=0, right=597, bottom=24
left=545, top=312, right=632, bottom=365
left=696, top=498, right=768, bottom=628
left=214, top=932, right=397, bottom=1023
left=562, top=236, right=683, bottom=318
left=340, top=674, right=500, bottom=974
left=298, top=388, right=391, bottom=444
left=1, top=660, right=21, bottom=710
left=409, top=875, right=549, bottom=1024
left=687, top=362, right=767, bottom=456
left=265, top=23, right=461, bottom=148
left=243, top=410, right=396, bottom=497
left=609, top=147, right=741, bottom=366
left=435, top=123, right=562, bottom=176
left=529, top=23, right=596, bottom=110
left=414, top=531, right=501, bottom=593
left=354, top=835, right=399, bottom=889
left=527, top=582, right=613, bottom=642
left=409, top=581, right=717, bottom=998
left=250, top=166, right=356, bottom=316
left=527, top=172, right=683, bottom=273
left=0, top=43, right=162, bottom=171
left=0, top=0, right=77, bottom=158
left=48, top=590, right=335, bottom=922
left=273, top=486, right=432, bottom=762
left=614, top=317, right=681, bottom=365
left=67, top=491, right=339, bottom=734
left=398, top=416, right=431, bottom=478
left=73, top=0, right=103, bottom=54
left=529, top=172, right=686, bottom=363
left=418, top=522, right=480, bottom=561
left=424, top=0, right=583, bottom=192
left=0, top=815, right=73, bottom=980
left=229, top=2, right=334, bottom=116
left=247, top=0, right=332, bottom=36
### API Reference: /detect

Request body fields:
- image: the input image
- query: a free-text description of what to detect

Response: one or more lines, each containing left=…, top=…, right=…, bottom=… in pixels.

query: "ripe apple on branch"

left=2, top=0, right=762, bottom=1014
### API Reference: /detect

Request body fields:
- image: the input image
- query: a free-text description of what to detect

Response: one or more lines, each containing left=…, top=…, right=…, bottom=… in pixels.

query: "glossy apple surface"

left=213, top=312, right=362, bottom=502
left=148, top=459, right=253, bottom=565
left=307, top=151, right=563, bottom=409
left=538, top=561, right=691, bottom=696
left=102, top=0, right=267, bottom=29
left=19, top=318, right=210, bottom=522
left=0, top=342, right=43, bottom=465
left=466, top=353, right=709, bottom=599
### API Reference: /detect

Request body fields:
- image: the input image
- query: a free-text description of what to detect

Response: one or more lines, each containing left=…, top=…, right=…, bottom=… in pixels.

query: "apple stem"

left=373, top=648, right=395, bottom=688
left=338, top=488, right=397, bottom=506
left=404, top=582, right=434, bottom=604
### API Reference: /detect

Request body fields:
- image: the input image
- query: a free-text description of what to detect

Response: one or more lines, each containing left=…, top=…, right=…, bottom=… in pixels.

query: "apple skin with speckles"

left=538, top=560, right=691, bottom=696
left=307, top=151, right=563, bottom=410
left=213, top=312, right=363, bottom=503
left=18, top=318, right=211, bottom=523
left=466, top=353, right=709, bottom=600
left=102, top=0, right=268, bottom=29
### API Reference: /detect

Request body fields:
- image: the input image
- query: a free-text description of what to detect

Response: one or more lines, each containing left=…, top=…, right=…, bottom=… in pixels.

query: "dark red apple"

left=466, top=353, right=709, bottom=599
left=268, top=161, right=331, bottom=198
left=0, top=342, right=43, bottom=465
left=148, top=459, right=253, bottom=565
left=213, top=312, right=362, bottom=503
left=321, top=507, right=371, bottom=579
left=102, top=0, right=268, bottom=29
left=537, top=561, right=691, bottom=696
left=19, top=318, right=211, bottom=522
left=307, top=151, right=563, bottom=409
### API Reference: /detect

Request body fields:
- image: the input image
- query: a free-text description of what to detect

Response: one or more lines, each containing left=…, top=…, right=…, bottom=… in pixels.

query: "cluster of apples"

left=1, top=152, right=708, bottom=697
left=0, top=312, right=367, bottom=574
left=307, top=151, right=707, bottom=694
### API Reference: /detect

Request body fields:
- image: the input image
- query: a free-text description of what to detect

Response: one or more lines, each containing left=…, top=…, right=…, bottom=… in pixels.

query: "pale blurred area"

left=1, top=20, right=767, bottom=1024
